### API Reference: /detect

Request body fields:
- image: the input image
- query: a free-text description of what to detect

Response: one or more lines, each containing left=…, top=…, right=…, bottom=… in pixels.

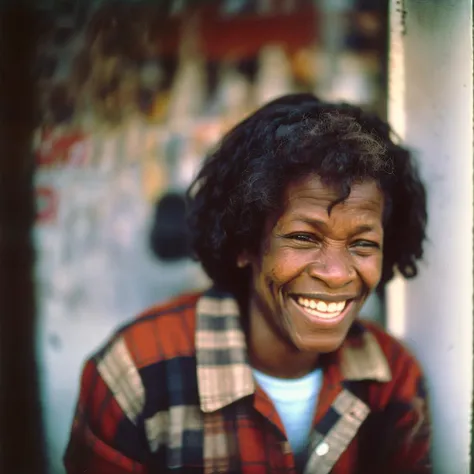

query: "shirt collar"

left=195, top=288, right=391, bottom=413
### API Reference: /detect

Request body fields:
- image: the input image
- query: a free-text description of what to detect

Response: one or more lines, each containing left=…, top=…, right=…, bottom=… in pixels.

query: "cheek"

left=261, top=249, right=307, bottom=286
left=357, top=254, right=383, bottom=288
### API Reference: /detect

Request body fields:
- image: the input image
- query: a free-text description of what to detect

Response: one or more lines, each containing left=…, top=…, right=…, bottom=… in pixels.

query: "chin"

left=292, top=332, right=348, bottom=354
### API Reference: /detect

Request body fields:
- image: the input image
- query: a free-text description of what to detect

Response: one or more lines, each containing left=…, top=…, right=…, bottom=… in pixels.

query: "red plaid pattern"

left=65, top=289, right=432, bottom=473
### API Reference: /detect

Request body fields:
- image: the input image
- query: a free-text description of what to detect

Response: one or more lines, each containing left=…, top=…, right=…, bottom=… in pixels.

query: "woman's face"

left=242, top=174, right=384, bottom=355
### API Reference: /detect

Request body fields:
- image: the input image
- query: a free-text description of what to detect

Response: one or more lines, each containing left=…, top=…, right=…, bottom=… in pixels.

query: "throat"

left=247, top=309, right=320, bottom=378
left=250, top=349, right=320, bottom=379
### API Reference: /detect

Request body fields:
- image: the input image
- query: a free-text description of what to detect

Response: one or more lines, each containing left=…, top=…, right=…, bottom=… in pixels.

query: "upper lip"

left=290, top=293, right=356, bottom=302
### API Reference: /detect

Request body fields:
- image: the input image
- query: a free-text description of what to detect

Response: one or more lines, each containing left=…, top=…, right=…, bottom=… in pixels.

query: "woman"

left=65, top=94, right=430, bottom=474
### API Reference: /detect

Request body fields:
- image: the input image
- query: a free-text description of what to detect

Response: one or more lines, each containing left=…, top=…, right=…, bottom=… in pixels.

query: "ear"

left=236, top=251, right=250, bottom=268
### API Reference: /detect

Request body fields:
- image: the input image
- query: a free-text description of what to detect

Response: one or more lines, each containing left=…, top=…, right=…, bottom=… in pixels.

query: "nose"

left=306, top=246, right=355, bottom=289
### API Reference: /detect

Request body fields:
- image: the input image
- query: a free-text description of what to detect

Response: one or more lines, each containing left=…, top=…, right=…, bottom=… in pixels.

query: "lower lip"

left=289, top=297, right=354, bottom=327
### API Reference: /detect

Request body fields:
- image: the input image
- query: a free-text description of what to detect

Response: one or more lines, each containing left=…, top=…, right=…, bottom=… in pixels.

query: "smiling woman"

left=65, top=94, right=430, bottom=474
left=240, top=177, right=385, bottom=372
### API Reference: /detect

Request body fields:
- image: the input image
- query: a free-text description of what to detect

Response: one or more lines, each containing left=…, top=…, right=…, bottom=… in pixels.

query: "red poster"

left=36, top=128, right=88, bottom=169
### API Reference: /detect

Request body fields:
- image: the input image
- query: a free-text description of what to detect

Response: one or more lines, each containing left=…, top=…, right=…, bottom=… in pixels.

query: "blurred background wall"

left=387, top=0, right=473, bottom=472
left=33, top=1, right=390, bottom=472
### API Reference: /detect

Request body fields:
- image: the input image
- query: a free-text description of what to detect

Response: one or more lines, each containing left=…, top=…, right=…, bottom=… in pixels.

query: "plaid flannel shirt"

left=64, top=288, right=432, bottom=474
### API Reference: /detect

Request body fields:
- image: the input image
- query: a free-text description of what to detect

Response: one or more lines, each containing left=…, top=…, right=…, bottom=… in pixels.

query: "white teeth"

left=296, top=296, right=348, bottom=318
left=316, top=301, right=327, bottom=312
left=301, top=307, right=339, bottom=319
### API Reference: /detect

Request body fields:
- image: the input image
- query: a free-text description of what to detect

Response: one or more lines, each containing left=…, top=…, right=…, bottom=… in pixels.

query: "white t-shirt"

left=252, top=368, right=323, bottom=469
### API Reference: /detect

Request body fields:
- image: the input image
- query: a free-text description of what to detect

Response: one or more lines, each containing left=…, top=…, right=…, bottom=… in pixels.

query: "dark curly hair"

left=187, top=93, right=427, bottom=293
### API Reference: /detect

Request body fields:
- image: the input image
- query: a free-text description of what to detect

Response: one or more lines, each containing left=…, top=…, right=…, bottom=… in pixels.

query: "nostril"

left=307, top=259, right=355, bottom=288
left=307, top=258, right=353, bottom=274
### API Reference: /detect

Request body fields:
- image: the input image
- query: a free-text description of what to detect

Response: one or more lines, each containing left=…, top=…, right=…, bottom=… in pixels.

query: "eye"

left=350, top=240, right=381, bottom=254
left=289, top=233, right=314, bottom=242
left=353, top=240, right=379, bottom=247
left=281, top=233, right=319, bottom=246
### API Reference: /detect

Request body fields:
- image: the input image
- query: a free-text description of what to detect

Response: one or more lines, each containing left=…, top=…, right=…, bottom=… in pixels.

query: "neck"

left=246, top=300, right=320, bottom=379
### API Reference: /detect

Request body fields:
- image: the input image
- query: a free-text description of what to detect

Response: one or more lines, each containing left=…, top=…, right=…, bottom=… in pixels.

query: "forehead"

left=281, top=174, right=384, bottom=222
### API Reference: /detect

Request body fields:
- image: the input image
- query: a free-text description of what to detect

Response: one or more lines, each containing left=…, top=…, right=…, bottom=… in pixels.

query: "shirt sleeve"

left=380, top=355, right=432, bottom=474
left=64, top=358, right=148, bottom=474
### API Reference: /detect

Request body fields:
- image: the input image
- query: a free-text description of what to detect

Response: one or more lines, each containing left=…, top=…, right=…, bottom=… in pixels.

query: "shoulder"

left=76, top=292, right=204, bottom=428
left=94, top=291, right=202, bottom=372
left=358, top=321, right=427, bottom=403
left=361, top=320, right=423, bottom=374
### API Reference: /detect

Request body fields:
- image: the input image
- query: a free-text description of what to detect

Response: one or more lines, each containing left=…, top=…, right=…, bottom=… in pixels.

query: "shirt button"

left=316, top=442, right=329, bottom=456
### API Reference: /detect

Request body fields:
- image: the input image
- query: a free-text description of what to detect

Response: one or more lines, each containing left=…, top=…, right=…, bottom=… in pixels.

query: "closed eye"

left=353, top=240, right=380, bottom=247
left=280, top=233, right=320, bottom=246
left=289, top=233, right=315, bottom=242
left=350, top=240, right=381, bottom=254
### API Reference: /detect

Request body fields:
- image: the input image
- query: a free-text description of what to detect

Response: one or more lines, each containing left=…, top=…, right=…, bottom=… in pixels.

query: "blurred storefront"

left=33, top=1, right=389, bottom=472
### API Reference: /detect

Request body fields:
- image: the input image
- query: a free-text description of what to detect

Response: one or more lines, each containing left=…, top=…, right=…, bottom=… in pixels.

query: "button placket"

left=315, top=442, right=329, bottom=457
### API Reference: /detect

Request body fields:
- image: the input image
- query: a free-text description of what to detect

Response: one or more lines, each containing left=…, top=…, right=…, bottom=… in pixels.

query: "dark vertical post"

left=0, top=4, right=47, bottom=474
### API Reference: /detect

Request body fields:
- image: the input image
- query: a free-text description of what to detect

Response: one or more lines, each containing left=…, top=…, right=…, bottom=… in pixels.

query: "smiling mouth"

left=292, top=296, right=352, bottom=320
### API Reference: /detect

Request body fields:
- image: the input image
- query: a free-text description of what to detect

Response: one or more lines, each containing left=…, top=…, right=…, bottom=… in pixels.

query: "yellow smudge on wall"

left=142, top=159, right=168, bottom=203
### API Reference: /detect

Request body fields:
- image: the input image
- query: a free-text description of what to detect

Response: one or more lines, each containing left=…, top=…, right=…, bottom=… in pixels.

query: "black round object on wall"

left=150, top=192, right=190, bottom=261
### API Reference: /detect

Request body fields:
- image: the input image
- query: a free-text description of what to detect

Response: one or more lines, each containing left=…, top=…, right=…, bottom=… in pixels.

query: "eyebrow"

left=290, top=216, right=381, bottom=234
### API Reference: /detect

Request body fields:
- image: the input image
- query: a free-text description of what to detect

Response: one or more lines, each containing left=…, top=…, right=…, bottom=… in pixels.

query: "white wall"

left=387, top=1, right=473, bottom=473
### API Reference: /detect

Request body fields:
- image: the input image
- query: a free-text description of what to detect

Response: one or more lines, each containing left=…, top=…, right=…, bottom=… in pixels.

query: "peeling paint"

left=394, top=0, right=407, bottom=35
